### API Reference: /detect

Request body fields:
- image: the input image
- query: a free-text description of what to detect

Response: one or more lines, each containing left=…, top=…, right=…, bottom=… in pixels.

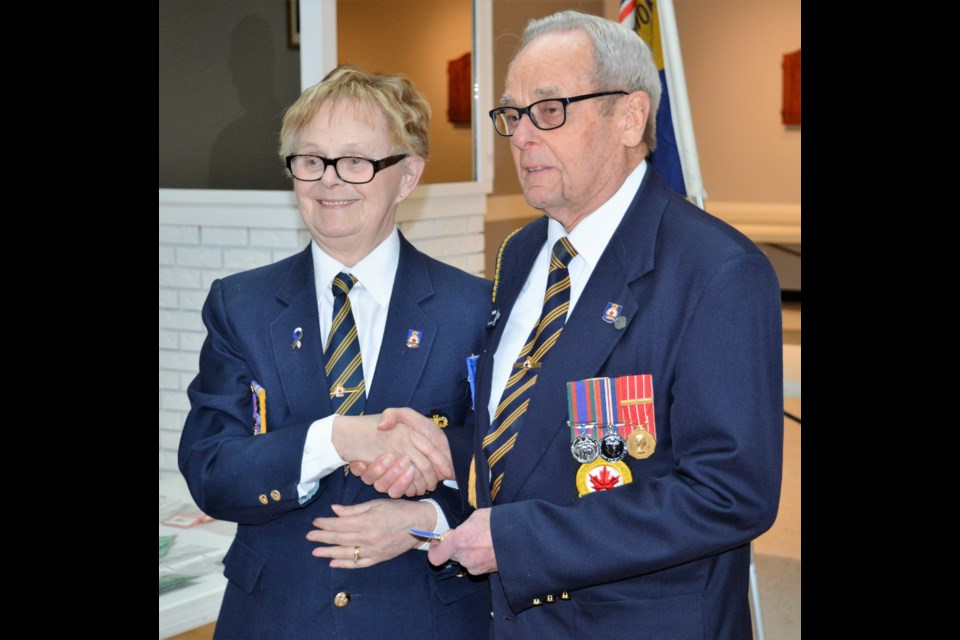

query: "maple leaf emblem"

left=589, top=465, right=621, bottom=491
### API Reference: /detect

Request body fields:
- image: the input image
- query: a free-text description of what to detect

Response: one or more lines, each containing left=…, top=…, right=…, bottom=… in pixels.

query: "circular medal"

left=570, top=434, right=600, bottom=464
left=599, top=431, right=626, bottom=462
left=627, top=428, right=656, bottom=459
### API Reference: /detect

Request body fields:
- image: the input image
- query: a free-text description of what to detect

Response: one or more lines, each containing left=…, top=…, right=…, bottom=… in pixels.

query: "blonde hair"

left=279, top=64, right=431, bottom=160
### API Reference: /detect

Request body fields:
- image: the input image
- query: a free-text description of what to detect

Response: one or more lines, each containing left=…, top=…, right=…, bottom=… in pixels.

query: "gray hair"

left=516, top=10, right=661, bottom=152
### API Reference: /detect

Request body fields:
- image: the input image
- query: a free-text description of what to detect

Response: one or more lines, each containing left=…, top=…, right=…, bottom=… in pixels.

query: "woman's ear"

left=397, top=156, right=426, bottom=202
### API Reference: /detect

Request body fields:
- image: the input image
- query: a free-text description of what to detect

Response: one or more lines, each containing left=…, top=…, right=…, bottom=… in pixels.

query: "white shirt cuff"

left=297, top=416, right=348, bottom=502
left=416, top=498, right=449, bottom=551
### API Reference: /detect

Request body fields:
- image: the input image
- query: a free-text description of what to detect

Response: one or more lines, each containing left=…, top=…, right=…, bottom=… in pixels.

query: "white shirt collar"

left=547, top=160, right=647, bottom=267
left=311, top=228, right=400, bottom=307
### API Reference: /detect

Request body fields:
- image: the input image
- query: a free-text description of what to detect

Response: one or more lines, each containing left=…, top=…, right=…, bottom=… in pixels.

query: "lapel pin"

left=487, top=308, right=501, bottom=328
left=614, top=316, right=627, bottom=330
left=291, top=327, right=303, bottom=350
left=406, top=329, right=422, bottom=349
left=602, top=303, right=622, bottom=324
left=428, top=409, right=449, bottom=428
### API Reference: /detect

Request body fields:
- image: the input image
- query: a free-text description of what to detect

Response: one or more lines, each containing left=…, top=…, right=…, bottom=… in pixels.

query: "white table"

left=159, top=475, right=236, bottom=639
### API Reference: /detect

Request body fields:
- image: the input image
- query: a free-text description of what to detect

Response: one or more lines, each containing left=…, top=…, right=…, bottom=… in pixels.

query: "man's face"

left=504, top=30, right=636, bottom=230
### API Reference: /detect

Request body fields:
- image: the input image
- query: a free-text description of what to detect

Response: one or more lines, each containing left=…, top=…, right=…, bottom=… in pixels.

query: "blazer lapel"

left=364, top=235, right=437, bottom=412
left=271, top=246, right=334, bottom=424
left=474, top=219, right=548, bottom=428
left=339, top=235, right=437, bottom=503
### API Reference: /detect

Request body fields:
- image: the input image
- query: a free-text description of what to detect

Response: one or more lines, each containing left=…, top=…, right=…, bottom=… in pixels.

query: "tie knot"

left=332, top=272, right=357, bottom=297
left=551, top=237, right=578, bottom=270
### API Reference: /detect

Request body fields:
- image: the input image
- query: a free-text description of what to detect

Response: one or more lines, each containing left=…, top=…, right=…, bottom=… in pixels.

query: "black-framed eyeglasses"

left=285, top=154, right=407, bottom=184
left=489, top=91, right=629, bottom=137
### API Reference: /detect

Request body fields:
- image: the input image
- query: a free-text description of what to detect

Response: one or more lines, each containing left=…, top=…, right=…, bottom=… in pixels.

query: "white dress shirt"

left=295, top=229, right=444, bottom=543
left=297, top=230, right=399, bottom=499
left=487, top=161, right=647, bottom=419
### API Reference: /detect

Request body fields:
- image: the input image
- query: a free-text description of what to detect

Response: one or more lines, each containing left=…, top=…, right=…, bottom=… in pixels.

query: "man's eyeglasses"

left=285, top=154, right=407, bottom=184
left=489, top=91, right=628, bottom=137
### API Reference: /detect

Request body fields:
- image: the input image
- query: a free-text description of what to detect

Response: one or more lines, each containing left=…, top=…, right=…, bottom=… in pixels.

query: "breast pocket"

left=408, top=380, right=471, bottom=426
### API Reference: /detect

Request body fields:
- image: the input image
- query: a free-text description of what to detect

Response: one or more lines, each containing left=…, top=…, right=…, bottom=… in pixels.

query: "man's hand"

left=427, top=508, right=497, bottom=575
left=332, top=413, right=452, bottom=497
left=307, top=499, right=437, bottom=569
left=349, top=408, right=454, bottom=497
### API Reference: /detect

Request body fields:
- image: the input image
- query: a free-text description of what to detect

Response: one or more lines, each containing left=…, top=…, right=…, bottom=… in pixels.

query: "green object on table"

left=159, top=573, right=198, bottom=593
left=159, top=534, right=176, bottom=558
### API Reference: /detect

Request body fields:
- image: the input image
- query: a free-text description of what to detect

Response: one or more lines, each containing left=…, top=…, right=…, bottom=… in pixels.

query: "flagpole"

left=656, top=0, right=705, bottom=208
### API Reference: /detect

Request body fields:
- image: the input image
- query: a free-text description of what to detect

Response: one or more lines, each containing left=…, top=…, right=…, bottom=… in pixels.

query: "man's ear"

left=620, top=91, right=650, bottom=149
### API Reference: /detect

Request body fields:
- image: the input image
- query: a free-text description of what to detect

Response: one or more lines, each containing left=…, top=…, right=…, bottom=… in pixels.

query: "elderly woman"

left=179, top=65, right=491, bottom=639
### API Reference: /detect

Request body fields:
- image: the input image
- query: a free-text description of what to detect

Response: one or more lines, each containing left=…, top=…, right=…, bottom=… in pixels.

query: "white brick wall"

left=159, top=187, right=487, bottom=476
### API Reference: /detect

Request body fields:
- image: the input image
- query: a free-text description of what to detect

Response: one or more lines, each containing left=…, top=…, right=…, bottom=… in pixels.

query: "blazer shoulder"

left=659, top=193, right=768, bottom=265
left=498, top=218, right=547, bottom=264
left=491, top=217, right=548, bottom=301
left=214, top=246, right=310, bottom=304
left=417, top=251, right=492, bottom=300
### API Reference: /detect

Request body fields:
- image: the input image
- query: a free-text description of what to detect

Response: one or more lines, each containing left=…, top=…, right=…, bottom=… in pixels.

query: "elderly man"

left=358, top=10, right=784, bottom=639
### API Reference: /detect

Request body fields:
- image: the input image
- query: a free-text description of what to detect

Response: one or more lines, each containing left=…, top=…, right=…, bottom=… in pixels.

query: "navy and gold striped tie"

left=483, top=237, right=577, bottom=501
left=325, top=272, right=366, bottom=415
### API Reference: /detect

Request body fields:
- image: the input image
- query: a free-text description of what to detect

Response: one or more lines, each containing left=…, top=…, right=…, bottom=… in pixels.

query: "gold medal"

left=627, top=428, right=656, bottom=460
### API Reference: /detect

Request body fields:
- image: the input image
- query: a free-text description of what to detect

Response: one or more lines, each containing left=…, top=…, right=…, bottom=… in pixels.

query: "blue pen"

left=408, top=528, right=445, bottom=541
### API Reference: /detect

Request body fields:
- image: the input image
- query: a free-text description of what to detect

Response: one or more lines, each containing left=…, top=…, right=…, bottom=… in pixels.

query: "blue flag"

left=623, top=0, right=686, bottom=196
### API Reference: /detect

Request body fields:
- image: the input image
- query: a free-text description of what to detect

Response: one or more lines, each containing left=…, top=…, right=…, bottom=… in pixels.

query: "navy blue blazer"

left=471, top=170, right=783, bottom=639
left=179, top=233, right=492, bottom=640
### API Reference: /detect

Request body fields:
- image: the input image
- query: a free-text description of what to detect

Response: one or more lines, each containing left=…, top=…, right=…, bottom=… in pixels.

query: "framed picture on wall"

left=288, top=0, right=300, bottom=49
left=448, top=52, right=471, bottom=125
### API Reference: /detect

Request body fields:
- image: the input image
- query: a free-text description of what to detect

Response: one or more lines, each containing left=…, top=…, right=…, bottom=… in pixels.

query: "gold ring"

left=353, top=546, right=360, bottom=562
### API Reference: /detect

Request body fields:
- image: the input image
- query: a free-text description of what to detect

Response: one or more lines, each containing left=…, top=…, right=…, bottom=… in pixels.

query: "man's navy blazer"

left=470, top=169, right=784, bottom=639
left=179, top=232, right=492, bottom=639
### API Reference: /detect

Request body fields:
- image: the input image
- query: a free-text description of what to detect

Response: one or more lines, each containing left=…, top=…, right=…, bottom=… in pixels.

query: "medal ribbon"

left=567, top=377, right=618, bottom=427
left=614, top=374, right=655, bottom=437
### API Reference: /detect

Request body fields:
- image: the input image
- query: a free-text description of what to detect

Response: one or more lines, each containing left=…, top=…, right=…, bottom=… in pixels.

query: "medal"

left=627, top=427, right=656, bottom=459
left=599, top=428, right=626, bottom=462
left=575, top=458, right=633, bottom=496
left=615, top=374, right=657, bottom=460
left=567, top=378, right=625, bottom=466
left=571, top=432, right=600, bottom=464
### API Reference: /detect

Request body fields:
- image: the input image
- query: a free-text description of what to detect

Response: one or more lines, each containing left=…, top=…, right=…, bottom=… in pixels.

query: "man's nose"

left=511, top=114, right=539, bottom=147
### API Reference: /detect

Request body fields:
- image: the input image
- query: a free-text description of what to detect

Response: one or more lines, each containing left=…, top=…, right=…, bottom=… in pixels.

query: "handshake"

left=332, top=408, right=454, bottom=498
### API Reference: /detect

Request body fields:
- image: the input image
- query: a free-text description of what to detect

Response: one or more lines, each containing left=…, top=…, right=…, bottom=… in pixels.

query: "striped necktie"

left=325, top=272, right=366, bottom=415
left=483, top=237, right=578, bottom=501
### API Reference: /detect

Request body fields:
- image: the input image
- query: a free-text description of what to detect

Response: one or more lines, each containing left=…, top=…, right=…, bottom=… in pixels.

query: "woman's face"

left=293, top=100, right=422, bottom=265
